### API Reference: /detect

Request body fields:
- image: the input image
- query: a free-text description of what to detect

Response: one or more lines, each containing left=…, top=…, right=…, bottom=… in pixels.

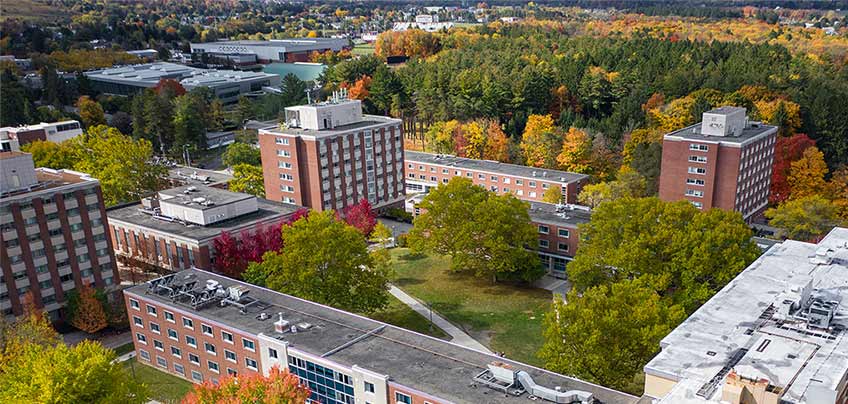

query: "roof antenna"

left=305, top=88, right=312, bottom=104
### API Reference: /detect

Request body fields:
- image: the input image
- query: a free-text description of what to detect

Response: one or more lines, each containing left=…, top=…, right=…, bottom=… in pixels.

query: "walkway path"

left=388, top=285, right=493, bottom=354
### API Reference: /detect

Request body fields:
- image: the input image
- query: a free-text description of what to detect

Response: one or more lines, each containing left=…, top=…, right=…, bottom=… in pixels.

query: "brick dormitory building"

left=106, top=185, right=302, bottom=273
left=659, top=107, right=777, bottom=221
left=125, top=269, right=638, bottom=404
left=0, top=151, right=119, bottom=321
left=258, top=97, right=405, bottom=212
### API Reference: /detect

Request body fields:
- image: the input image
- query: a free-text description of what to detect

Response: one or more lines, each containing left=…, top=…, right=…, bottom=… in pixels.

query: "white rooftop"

left=645, top=227, right=848, bottom=404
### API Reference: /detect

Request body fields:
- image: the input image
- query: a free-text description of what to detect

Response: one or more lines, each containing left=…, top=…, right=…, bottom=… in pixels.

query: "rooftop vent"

left=227, top=285, right=250, bottom=302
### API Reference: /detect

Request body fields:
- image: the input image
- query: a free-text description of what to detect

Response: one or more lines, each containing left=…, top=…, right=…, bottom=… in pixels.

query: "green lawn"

left=113, top=342, right=135, bottom=356
left=123, top=358, right=194, bottom=403
left=352, top=43, right=375, bottom=56
left=369, top=295, right=450, bottom=340
left=389, top=248, right=553, bottom=366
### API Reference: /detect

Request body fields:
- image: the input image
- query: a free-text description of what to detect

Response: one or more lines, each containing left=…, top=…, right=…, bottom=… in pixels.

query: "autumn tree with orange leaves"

left=182, top=366, right=309, bottom=404
left=67, top=285, right=108, bottom=334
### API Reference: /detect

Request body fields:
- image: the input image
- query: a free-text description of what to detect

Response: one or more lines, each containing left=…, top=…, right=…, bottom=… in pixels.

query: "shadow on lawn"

left=398, top=252, right=427, bottom=261
left=394, top=277, right=425, bottom=287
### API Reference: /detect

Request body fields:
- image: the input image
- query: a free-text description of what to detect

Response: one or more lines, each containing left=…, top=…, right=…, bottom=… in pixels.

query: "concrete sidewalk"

left=388, top=285, right=493, bottom=354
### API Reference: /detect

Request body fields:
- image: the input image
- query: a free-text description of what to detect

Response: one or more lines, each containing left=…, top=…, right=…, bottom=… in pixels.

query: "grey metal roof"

left=528, top=202, right=592, bottom=228
left=405, top=151, right=588, bottom=184
left=664, top=122, right=777, bottom=145
left=126, top=269, right=639, bottom=404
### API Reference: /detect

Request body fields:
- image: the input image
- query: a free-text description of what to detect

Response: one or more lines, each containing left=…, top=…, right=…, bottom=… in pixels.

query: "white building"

left=0, top=120, right=83, bottom=151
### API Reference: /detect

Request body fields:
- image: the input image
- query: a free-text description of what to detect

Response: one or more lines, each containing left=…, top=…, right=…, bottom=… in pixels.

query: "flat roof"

left=126, top=269, right=638, bottom=404
left=168, top=166, right=233, bottom=186
left=0, top=151, right=29, bottom=160
left=528, top=202, right=592, bottom=227
left=261, top=115, right=400, bottom=139
left=194, top=39, right=346, bottom=47
left=664, top=122, right=777, bottom=145
left=106, top=197, right=302, bottom=243
left=645, top=227, right=848, bottom=403
left=1, top=167, right=98, bottom=201
left=159, top=185, right=254, bottom=211
left=84, top=62, right=277, bottom=88
left=405, top=151, right=589, bottom=184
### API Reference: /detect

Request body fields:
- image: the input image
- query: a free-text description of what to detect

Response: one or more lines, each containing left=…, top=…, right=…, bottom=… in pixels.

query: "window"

left=688, top=155, right=708, bottom=163
left=688, top=167, right=706, bottom=175
left=183, top=318, right=193, bottom=329
left=686, top=178, right=706, bottom=186
left=268, top=348, right=278, bottom=359
left=278, top=161, right=292, bottom=169
left=136, top=333, right=147, bottom=344
left=221, top=331, right=234, bottom=343
left=529, top=181, right=536, bottom=188
left=689, top=143, right=709, bottom=152
left=146, top=305, right=157, bottom=316
left=205, top=342, right=216, bottom=355
left=164, top=311, right=175, bottom=322
left=227, top=368, right=238, bottom=376
left=277, top=150, right=291, bottom=157
left=186, top=335, right=197, bottom=347
left=171, top=346, right=181, bottom=358
left=275, top=137, right=290, bottom=145
left=167, top=329, right=178, bottom=340
left=245, top=358, right=258, bottom=370
left=191, top=370, right=203, bottom=382
left=539, top=240, right=549, bottom=248
left=154, top=340, right=164, bottom=351
left=558, top=243, right=569, bottom=252
left=129, top=299, right=140, bottom=310
left=542, top=183, right=550, bottom=189
left=395, top=392, right=412, bottom=404
left=242, top=338, right=255, bottom=351
left=208, top=360, right=219, bottom=373
left=150, top=322, right=160, bottom=334
left=490, top=175, right=498, bottom=182
left=558, top=229, right=570, bottom=238
left=692, top=201, right=704, bottom=209
left=225, top=350, right=237, bottom=362
left=201, top=324, right=213, bottom=336
left=364, top=381, right=375, bottom=393
left=139, top=350, right=150, bottom=361
left=189, top=353, right=200, bottom=365
left=685, top=189, right=704, bottom=198
left=538, top=225, right=549, bottom=234
left=133, top=316, right=143, bottom=327
left=529, top=191, right=537, bottom=198
left=174, top=363, right=185, bottom=376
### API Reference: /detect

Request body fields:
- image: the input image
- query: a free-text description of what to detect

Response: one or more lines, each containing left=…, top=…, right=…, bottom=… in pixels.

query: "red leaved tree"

left=154, top=78, right=186, bottom=97
left=770, top=134, right=816, bottom=204
left=182, top=366, right=309, bottom=404
left=343, top=199, right=377, bottom=236
left=68, top=285, right=108, bottom=334
left=213, top=231, right=247, bottom=278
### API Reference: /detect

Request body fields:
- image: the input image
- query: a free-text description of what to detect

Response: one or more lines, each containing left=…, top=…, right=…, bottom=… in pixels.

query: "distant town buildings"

left=106, top=185, right=302, bottom=273
left=0, top=120, right=83, bottom=151
left=0, top=152, right=119, bottom=321
left=404, top=151, right=588, bottom=204
left=124, top=268, right=638, bottom=403
left=84, top=62, right=280, bottom=103
left=189, top=38, right=350, bottom=63
left=126, top=49, right=159, bottom=59
left=258, top=98, right=405, bottom=212
left=644, top=227, right=848, bottom=404
left=658, top=107, right=777, bottom=221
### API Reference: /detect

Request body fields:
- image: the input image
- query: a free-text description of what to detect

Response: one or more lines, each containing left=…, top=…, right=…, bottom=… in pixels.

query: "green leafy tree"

left=222, top=142, right=261, bottom=167
left=235, top=96, right=255, bottom=125
left=243, top=211, right=391, bottom=313
left=77, top=96, right=106, bottom=129
left=542, top=185, right=563, bottom=204
left=229, top=164, right=265, bottom=197
left=539, top=280, right=685, bottom=393
left=766, top=195, right=842, bottom=241
left=280, top=73, right=308, bottom=107
left=568, top=197, right=760, bottom=311
left=0, top=340, right=147, bottom=403
left=369, top=64, right=405, bottom=116
left=172, top=93, right=207, bottom=150
left=21, top=140, right=75, bottom=170
left=70, top=125, right=167, bottom=206
left=577, top=167, right=646, bottom=208
left=408, top=178, right=543, bottom=283
left=0, top=68, right=34, bottom=127
left=0, top=293, right=61, bottom=365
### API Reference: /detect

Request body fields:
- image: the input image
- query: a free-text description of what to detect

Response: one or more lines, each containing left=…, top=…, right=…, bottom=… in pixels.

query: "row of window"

left=138, top=349, right=245, bottom=383
left=407, top=163, right=553, bottom=189
left=537, top=225, right=571, bottom=238
left=130, top=299, right=255, bottom=350
left=538, top=239, right=570, bottom=252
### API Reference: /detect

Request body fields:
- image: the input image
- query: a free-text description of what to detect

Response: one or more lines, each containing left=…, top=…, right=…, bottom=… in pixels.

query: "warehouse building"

left=190, top=38, right=350, bottom=63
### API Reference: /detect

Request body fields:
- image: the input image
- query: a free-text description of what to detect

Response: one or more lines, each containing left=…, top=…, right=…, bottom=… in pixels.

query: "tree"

left=370, top=222, right=393, bottom=245
left=539, top=280, right=685, bottom=393
left=77, top=96, right=106, bottom=128
left=172, top=93, right=207, bottom=150
left=577, top=167, right=647, bottom=208
left=543, top=185, right=563, bottom=204
left=70, top=125, right=167, bottom=206
left=369, top=65, right=405, bottom=116
left=567, top=197, right=760, bottom=311
left=279, top=73, right=308, bottom=107
left=556, top=127, right=593, bottom=174
left=229, top=164, right=265, bottom=198
left=153, top=78, right=186, bottom=97
left=109, top=111, right=133, bottom=136
left=0, top=68, right=34, bottom=127
left=235, top=96, right=255, bottom=125
left=484, top=121, right=510, bottom=162
left=0, top=340, right=147, bottom=404
left=347, top=75, right=371, bottom=100
left=213, top=231, right=247, bottom=278
left=243, top=211, right=391, bottom=313
left=343, top=198, right=377, bottom=236
left=766, top=195, right=841, bottom=241
left=21, top=140, right=75, bottom=170
left=0, top=293, right=61, bottom=365
left=424, top=120, right=460, bottom=154
left=770, top=134, right=816, bottom=204
left=223, top=142, right=261, bottom=167
left=520, top=114, right=559, bottom=168
left=408, top=178, right=543, bottom=282
left=182, top=366, right=309, bottom=404
left=66, top=285, right=108, bottom=334
left=787, top=146, right=829, bottom=200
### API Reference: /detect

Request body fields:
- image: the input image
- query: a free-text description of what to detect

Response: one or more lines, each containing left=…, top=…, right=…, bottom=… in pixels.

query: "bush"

left=384, top=207, right=413, bottom=223
left=396, top=233, right=408, bottom=247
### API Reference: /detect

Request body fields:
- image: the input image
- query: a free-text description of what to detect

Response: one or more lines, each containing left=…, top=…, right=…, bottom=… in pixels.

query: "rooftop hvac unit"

left=206, top=279, right=220, bottom=291
left=192, top=197, right=207, bottom=204
left=227, top=285, right=250, bottom=302
left=274, top=313, right=290, bottom=333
